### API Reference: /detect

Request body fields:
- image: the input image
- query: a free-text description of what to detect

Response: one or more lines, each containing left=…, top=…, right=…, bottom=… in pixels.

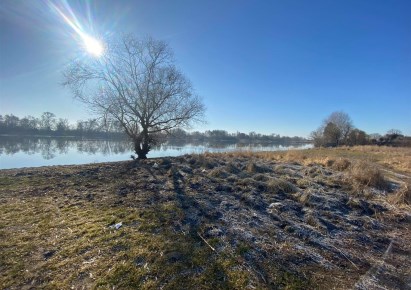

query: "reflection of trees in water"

left=0, top=137, right=133, bottom=160
left=38, top=139, right=56, bottom=160
left=0, top=136, right=311, bottom=160
left=76, top=140, right=133, bottom=155
left=163, top=140, right=291, bottom=150
left=56, top=139, right=70, bottom=154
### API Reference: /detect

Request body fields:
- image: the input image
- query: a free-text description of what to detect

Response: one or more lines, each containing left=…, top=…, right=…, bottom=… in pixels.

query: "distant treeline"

left=0, top=112, right=309, bottom=143
left=310, top=111, right=411, bottom=148
left=167, top=128, right=308, bottom=144
left=0, top=112, right=125, bottom=139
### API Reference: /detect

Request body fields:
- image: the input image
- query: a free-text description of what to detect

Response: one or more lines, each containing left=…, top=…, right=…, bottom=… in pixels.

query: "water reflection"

left=0, top=136, right=312, bottom=169
left=0, top=137, right=133, bottom=159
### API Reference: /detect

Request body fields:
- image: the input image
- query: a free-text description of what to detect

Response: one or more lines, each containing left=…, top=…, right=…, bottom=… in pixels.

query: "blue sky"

left=0, top=0, right=410, bottom=137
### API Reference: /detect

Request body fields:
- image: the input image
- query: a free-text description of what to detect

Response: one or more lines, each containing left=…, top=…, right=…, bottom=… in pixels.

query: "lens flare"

left=48, top=1, right=104, bottom=57
left=83, top=35, right=104, bottom=57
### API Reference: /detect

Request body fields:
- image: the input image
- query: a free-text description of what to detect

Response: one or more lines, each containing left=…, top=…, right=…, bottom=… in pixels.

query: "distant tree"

left=56, top=118, right=70, bottom=133
left=76, top=120, right=85, bottom=133
left=347, top=129, right=368, bottom=146
left=102, top=119, right=123, bottom=133
left=83, top=119, right=100, bottom=133
left=369, top=133, right=382, bottom=141
left=387, top=129, right=402, bottom=136
left=27, top=116, right=39, bottom=130
left=323, top=122, right=341, bottom=147
left=309, top=128, right=324, bottom=147
left=41, top=112, right=56, bottom=131
left=236, top=132, right=250, bottom=140
left=26, top=115, right=40, bottom=131
left=4, top=114, right=20, bottom=129
left=170, top=128, right=187, bottom=139
left=19, top=117, right=31, bottom=131
left=311, top=111, right=355, bottom=147
left=323, top=111, right=353, bottom=145
left=63, top=34, right=205, bottom=159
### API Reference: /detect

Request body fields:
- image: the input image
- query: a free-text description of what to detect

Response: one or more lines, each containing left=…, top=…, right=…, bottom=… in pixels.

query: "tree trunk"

left=133, top=131, right=150, bottom=159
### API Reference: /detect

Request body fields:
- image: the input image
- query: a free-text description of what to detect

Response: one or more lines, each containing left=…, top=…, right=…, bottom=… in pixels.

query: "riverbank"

left=1, top=146, right=410, bottom=289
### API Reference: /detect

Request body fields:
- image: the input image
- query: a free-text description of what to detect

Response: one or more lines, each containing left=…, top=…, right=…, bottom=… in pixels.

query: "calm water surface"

left=0, top=136, right=312, bottom=169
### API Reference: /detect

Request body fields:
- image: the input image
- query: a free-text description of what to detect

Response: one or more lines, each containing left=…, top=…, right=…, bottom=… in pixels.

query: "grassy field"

left=0, top=146, right=410, bottom=289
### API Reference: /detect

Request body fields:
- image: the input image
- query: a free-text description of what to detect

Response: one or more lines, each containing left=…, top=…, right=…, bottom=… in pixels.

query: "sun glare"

left=48, top=2, right=105, bottom=58
left=83, top=35, right=104, bottom=57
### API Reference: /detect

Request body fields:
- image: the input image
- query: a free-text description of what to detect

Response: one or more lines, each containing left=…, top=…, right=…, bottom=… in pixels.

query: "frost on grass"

left=0, top=150, right=410, bottom=289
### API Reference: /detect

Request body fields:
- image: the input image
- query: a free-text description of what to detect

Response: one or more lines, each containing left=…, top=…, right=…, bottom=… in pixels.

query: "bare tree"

left=311, top=111, right=355, bottom=147
left=323, top=122, right=341, bottom=147
left=323, top=111, right=353, bottom=145
left=386, top=129, right=402, bottom=136
left=309, top=127, right=325, bottom=147
left=56, top=118, right=70, bottom=133
left=63, top=35, right=205, bottom=159
left=40, top=112, right=56, bottom=131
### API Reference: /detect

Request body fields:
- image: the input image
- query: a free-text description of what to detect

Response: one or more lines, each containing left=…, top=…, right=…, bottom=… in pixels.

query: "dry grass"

left=208, top=168, right=229, bottom=179
left=349, top=160, right=388, bottom=190
left=331, top=158, right=351, bottom=171
left=389, top=182, right=411, bottom=206
left=246, top=162, right=270, bottom=174
left=216, top=146, right=411, bottom=203
left=242, top=146, right=411, bottom=175
left=267, top=178, right=297, bottom=194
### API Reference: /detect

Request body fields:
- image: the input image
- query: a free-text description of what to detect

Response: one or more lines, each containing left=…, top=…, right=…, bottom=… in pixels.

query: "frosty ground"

left=1, top=146, right=410, bottom=289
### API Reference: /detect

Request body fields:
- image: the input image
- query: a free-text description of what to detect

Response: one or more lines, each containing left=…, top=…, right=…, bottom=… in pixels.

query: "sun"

left=82, top=35, right=104, bottom=57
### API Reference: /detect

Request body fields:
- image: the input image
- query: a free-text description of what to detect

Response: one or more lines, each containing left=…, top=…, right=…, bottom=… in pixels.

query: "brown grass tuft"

left=332, top=158, right=351, bottom=171
left=224, top=163, right=241, bottom=174
left=296, top=178, right=312, bottom=189
left=267, top=178, right=297, bottom=194
left=245, top=162, right=270, bottom=174
left=207, top=168, right=229, bottom=179
left=349, top=161, right=388, bottom=190
left=298, top=192, right=311, bottom=204
left=253, top=173, right=269, bottom=182
left=389, top=182, right=411, bottom=206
